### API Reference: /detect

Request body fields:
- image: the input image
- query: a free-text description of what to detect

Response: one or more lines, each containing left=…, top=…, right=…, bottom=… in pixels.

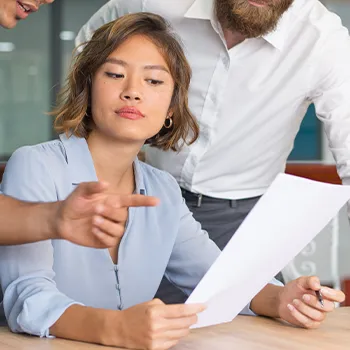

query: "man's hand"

left=53, top=182, right=159, bottom=248
left=277, top=276, right=345, bottom=328
left=116, top=299, right=205, bottom=350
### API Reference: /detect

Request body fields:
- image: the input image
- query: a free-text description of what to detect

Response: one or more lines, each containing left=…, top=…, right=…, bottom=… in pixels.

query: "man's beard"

left=215, top=0, right=293, bottom=38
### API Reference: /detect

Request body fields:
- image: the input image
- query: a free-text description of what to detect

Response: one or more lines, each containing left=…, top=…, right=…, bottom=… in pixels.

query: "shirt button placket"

left=114, top=265, right=123, bottom=309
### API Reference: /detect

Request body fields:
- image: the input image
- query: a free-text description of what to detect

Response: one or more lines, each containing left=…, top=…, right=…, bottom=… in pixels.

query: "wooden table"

left=0, top=307, right=349, bottom=350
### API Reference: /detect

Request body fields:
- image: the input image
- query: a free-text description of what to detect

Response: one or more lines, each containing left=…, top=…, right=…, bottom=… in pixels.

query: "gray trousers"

left=155, top=189, right=283, bottom=304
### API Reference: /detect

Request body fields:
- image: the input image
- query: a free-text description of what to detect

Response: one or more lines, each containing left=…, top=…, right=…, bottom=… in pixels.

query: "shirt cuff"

left=15, top=296, right=83, bottom=338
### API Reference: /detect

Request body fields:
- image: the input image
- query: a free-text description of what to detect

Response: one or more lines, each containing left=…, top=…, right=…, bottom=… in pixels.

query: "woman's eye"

left=105, top=72, right=124, bottom=79
left=147, top=79, right=164, bottom=86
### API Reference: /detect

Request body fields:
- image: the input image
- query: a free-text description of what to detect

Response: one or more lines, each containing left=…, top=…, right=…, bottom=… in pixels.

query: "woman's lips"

left=116, top=107, right=145, bottom=120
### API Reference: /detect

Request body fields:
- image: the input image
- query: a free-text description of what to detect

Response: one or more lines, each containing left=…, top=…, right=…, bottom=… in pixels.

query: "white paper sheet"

left=186, top=173, right=350, bottom=328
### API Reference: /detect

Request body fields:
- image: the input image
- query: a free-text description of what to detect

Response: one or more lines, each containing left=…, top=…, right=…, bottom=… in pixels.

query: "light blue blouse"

left=0, top=134, right=275, bottom=338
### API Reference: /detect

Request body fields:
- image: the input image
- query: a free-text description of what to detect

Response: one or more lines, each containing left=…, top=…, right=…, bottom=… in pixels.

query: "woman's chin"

left=109, top=134, right=150, bottom=146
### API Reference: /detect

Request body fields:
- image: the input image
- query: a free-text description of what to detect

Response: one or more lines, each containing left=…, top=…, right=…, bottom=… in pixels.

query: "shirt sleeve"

left=75, top=0, right=120, bottom=49
left=310, top=20, right=350, bottom=214
left=0, top=147, right=82, bottom=337
left=163, top=175, right=282, bottom=316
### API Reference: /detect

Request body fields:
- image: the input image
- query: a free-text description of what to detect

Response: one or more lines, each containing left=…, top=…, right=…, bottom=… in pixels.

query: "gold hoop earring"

left=164, top=116, right=173, bottom=129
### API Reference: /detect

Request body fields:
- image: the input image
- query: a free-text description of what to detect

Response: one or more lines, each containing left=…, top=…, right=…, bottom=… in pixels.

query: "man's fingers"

left=297, top=276, right=321, bottom=291
left=94, top=207, right=128, bottom=226
left=97, top=195, right=159, bottom=217
left=76, top=181, right=109, bottom=197
left=93, top=216, right=125, bottom=240
left=92, top=228, right=120, bottom=248
left=118, top=194, right=160, bottom=208
left=159, top=303, right=206, bottom=319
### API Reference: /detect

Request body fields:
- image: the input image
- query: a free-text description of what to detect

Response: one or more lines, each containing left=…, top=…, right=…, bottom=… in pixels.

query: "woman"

left=0, top=13, right=344, bottom=350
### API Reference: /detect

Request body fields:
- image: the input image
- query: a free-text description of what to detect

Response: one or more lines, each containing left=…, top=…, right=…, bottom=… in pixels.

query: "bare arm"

left=0, top=178, right=158, bottom=247
left=50, top=305, right=121, bottom=346
left=51, top=301, right=205, bottom=349
left=0, top=195, right=58, bottom=245
left=250, top=283, right=281, bottom=318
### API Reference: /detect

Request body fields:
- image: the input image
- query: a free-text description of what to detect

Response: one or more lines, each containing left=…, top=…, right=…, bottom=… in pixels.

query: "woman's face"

left=90, top=34, right=175, bottom=145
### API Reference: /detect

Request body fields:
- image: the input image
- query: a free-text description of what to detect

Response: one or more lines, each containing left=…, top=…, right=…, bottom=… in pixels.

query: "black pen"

left=315, top=290, right=324, bottom=307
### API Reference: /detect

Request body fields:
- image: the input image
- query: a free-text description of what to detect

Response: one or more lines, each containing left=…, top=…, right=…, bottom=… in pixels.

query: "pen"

left=315, top=290, right=324, bottom=307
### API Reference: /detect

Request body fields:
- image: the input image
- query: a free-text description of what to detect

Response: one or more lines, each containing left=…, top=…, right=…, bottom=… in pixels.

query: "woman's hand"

left=117, top=299, right=205, bottom=350
left=277, top=276, right=345, bottom=328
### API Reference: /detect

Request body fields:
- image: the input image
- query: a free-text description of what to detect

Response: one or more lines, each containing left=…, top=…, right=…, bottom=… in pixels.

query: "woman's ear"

left=167, top=109, right=174, bottom=118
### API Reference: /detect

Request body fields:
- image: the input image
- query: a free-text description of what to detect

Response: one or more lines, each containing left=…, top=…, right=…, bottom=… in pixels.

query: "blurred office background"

left=0, top=0, right=107, bottom=157
left=0, top=0, right=349, bottom=287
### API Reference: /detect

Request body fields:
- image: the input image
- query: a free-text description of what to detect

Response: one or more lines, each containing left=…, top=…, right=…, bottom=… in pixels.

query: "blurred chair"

left=283, top=163, right=344, bottom=300
left=0, top=163, right=5, bottom=182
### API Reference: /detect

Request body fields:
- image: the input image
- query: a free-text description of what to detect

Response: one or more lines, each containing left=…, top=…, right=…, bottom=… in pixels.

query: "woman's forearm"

left=250, top=284, right=283, bottom=318
left=50, top=304, right=123, bottom=347
left=0, top=195, right=58, bottom=245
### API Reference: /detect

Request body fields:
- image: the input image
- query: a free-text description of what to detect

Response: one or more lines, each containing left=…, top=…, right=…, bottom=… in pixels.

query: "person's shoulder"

left=138, top=160, right=179, bottom=187
left=2, top=140, right=68, bottom=200
left=112, top=0, right=192, bottom=19
left=291, top=0, right=348, bottom=37
left=5, top=139, right=68, bottom=182
left=104, top=0, right=142, bottom=12
left=8, top=139, right=67, bottom=167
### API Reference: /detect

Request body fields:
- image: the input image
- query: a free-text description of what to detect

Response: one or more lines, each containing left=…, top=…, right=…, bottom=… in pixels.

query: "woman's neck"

left=86, top=131, right=143, bottom=194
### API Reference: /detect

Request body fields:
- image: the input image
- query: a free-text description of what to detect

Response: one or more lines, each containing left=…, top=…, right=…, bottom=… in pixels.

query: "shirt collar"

left=184, top=0, right=290, bottom=51
left=133, top=157, right=147, bottom=195
left=59, top=133, right=146, bottom=194
left=262, top=10, right=290, bottom=51
left=184, top=0, right=213, bottom=20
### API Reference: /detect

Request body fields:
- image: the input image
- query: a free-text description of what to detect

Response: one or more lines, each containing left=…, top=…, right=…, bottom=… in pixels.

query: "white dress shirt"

left=76, top=0, right=350, bottom=200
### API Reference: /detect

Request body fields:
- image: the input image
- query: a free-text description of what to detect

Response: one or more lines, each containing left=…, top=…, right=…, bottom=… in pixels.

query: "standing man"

left=0, top=0, right=159, bottom=247
left=77, top=0, right=350, bottom=303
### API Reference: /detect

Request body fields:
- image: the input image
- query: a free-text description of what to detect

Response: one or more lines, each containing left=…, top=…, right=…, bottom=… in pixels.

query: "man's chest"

left=174, top=26, right=316, bottom=126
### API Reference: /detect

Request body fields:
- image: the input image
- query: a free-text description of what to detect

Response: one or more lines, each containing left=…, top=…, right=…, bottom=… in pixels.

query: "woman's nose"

left=121, top=90, right=142, bottom=102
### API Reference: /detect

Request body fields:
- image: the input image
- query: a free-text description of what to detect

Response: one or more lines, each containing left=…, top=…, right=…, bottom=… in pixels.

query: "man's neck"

left=222, top=28, right=246, bottom=50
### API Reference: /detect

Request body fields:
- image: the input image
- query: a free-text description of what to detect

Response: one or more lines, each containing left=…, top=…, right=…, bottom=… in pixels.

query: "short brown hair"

left=52, top=12, right=199, bottom=151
